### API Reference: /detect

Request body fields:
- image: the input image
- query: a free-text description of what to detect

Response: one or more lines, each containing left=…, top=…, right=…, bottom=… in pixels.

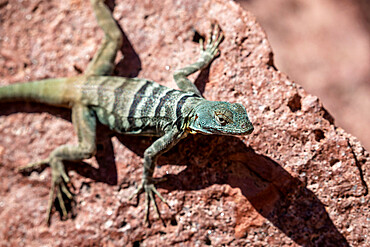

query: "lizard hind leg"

left=18, top=104, right=97, bottom=225
left=17, top=152, right=75, bottom=225
left=18, top=156, right=74, bottom=225
left=47, top=157, right=74, bottom=224
left=85, top=0, right=123, bottom=76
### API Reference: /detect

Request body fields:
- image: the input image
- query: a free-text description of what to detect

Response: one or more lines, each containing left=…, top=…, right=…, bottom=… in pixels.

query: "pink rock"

left=0, top=0, right=368, bottom=246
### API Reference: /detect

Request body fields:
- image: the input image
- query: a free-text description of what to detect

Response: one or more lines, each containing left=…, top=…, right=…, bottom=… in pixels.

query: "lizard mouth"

left=243, top=126, right=254, bottom=135
left=200, top=125, right=254, bottom=136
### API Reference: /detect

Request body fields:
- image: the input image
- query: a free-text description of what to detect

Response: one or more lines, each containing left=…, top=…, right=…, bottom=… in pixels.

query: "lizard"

left=0, top=0, right=254, bottom=225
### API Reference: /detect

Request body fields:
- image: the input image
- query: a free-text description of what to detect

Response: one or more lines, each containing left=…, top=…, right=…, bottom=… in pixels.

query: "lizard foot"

left=199, top=24, right=224, bottom=60
left=46, top=157, right=74, bottom=225
left=18, top=157, right=74, bottom=225
left=129, top=179, right=170, bottom=226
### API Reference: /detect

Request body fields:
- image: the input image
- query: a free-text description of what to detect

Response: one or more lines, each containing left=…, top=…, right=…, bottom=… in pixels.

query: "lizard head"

left=188, top=101, right=254, bottom=136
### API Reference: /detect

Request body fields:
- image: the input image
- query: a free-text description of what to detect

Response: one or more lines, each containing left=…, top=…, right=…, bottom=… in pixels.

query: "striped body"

left=80, top=76, right=203, bottom=135
left=0, top=76, right=203, bottom=136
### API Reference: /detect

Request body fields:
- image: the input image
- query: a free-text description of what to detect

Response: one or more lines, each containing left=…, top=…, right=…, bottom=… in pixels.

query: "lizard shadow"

left=107, top=0, right=142, bottom=78
left=113, top=27, right=142, bottom=78
left=137, top=134, right=350, bottom=246
left=194, top=66, right=210, bottom=95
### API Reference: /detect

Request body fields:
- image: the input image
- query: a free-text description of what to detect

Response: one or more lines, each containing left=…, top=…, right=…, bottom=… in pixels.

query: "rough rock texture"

left=237, top=0, right=370, bottom=150
left=0, top=0, right=369, bottom=246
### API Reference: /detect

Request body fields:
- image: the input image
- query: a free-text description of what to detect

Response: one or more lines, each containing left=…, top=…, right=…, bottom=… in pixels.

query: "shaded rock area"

left=0, top=0, right=369, bottom=246
left=237, top=0, right=370, bottom=150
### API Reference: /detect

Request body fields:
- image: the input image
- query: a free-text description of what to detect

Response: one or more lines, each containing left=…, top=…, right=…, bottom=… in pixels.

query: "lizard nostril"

left=241, top=122, right=253, bottom=133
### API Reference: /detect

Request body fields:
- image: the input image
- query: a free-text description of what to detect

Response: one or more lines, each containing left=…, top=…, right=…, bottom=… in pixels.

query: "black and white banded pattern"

left=81, top=76, right=202, bottom=135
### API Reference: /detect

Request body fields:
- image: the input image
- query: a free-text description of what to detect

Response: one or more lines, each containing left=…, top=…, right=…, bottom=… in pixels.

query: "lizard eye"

left=215, top=113, right=228, bottom=126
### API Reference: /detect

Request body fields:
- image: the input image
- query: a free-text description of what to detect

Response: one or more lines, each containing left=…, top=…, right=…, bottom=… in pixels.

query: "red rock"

left=0, top=0, right=368, bottom=246
left=237, top=0, right=370, bottom=150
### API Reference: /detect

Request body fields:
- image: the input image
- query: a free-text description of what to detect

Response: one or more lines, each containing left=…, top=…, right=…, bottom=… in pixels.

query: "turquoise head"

left=188, top=101, right=254, bottom=135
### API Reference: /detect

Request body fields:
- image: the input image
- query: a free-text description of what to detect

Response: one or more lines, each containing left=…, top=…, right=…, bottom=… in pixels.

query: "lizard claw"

left=46, top=157, right=74, bottom=225
left=129, top=179, right=170, bottom=225
left=199, top=24, right=224, bottom=62
left=18, top=157, right=75, bottom=225
left=47, top=171, right=74, bottom=225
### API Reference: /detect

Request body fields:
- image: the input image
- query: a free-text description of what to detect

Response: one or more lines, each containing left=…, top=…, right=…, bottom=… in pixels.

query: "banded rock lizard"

left=0, top=0, right=254, bottom=225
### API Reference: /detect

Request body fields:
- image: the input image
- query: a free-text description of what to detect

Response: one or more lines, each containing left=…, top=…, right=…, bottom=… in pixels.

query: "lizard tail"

left=0, top=77, right=78, bottom=107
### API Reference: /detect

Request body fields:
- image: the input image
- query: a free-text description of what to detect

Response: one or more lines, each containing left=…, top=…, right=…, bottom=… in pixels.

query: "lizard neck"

left=179, top=97, right=205, bottom=134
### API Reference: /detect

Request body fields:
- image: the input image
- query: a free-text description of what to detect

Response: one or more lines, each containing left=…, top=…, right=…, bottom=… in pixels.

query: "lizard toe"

left=17, top=158, right=50, bottom=174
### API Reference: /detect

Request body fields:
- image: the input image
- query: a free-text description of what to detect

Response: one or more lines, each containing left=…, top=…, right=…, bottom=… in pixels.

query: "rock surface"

left=0, top=0, right=369, bottom=246
left=237, top=0, right=370, bottom=150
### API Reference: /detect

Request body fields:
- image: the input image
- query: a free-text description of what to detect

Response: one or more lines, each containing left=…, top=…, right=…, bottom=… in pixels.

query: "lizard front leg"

left=129, top=130, right=186, bottom=225
left=19, top=104, right=96, bottom=224
left=173, top=24, right=223, bottom=97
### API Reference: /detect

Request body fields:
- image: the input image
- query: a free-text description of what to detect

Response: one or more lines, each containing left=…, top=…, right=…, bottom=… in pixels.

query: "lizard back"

left=80, top=76, right=202, bottom=135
